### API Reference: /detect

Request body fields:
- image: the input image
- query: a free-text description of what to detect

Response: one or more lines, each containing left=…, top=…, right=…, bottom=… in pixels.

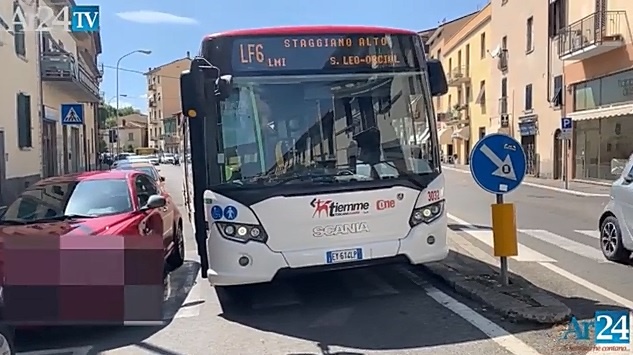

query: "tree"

left=98, top=104, right=140, bottom=128
left=126, top=144, right=135, bottom=153
left=98, top=139, right=108, bottom=152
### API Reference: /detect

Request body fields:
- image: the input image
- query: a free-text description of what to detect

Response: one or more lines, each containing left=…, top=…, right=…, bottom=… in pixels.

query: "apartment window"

left=552, top=75, right=563, bottom=107
left=548, top=0, right=567, bottom=38
left=524, top=84, right=533, bottom=110
left=480, top=32, right=486, bottom=58
left=501, top=36, right=507, bottom=50
left=448, top=58, right=452, bottom=73
left=17, top=93, right=32, bottom=148
left=526, top=17, right=534, bottom=53
left=437, top=49, right=441, bottom=59
left=157, top=76, right=160, bottom=84
left=13, top=1, right=26, bottom=57
left=476, top=80, right=486, bottom=114
left=465, top=85, right=471, bottom=103
left=501, top=78, right=507, bottom=97
left=128, top=132, right=134, bottom=141
left=478, top=127, right=486, bottom=139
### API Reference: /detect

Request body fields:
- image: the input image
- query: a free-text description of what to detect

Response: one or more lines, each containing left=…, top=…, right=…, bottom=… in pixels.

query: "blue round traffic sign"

left=469, top=133, right=526, bottom=194
left=210, top=205, right=223, bottom=220
left=223, top=206, right=238, bottom=220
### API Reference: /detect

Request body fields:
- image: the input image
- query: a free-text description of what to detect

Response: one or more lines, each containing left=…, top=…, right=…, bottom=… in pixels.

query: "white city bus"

left=180, top=25, right=449, bottom=292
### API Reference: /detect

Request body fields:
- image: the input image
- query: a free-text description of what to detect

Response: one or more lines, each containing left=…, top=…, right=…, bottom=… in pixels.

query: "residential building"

left=163, top=112, right=182, bottom=154
left=439, top=5, right=491, bottom=165
left=39, top=0, right=102, bottom=178
left=559, top=0, right=631, bottom=182
left=101, top=121, right=147, bottom=153
left=490, top=0, right=564, bottom=178
left=427, top=11, right=478, bottom=163
left=145, top=55, right=191, bottom=151
left=0, top=0, right=43, bottom=204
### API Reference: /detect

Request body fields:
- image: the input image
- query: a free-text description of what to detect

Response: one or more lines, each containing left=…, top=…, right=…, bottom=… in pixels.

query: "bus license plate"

left=326, top=248, right=363, bottom=264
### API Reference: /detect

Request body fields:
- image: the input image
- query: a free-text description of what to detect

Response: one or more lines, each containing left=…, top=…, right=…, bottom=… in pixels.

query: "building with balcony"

left=561, top=1, right=632, bottom=181
left=489, top=0, right=564, bottom=178
left=0, top=0, right=44, bottom=204
left=145, top=55, right=191, bottom=151
left=427, top=11, right=478, bottom=163
left=39, top=0, right=102, bottom=178
left=438, top=5, right=491, bottom=165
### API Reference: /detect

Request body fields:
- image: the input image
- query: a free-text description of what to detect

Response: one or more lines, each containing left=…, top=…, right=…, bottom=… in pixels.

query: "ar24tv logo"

left=563, top=310, right=631, bottom=346
left=13, top=5, right=99, bottom=32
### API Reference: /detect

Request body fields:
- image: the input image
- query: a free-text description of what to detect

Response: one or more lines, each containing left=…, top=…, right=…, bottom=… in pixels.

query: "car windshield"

left=2, top=179, right=133, bottom=222
left=218, top=72, right=437, bottom=186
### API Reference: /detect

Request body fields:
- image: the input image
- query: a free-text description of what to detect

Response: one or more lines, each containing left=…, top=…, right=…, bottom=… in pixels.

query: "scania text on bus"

left=179, top=25, right=449, bottom=290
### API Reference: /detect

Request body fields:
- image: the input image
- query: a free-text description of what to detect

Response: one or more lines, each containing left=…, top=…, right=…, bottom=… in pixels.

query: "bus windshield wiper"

left=270, top=172, right=341, bottom=186
left=0, top=219, right=27, bottom=225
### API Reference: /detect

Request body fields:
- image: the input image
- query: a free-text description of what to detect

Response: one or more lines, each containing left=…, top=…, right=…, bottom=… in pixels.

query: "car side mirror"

left=160, top=176, right=165, bottom=182
left=426, top=59, right=448, bottom=97
left=624, top=174, right=633, bottom=183
left=143, top=195, right=166, bottom=210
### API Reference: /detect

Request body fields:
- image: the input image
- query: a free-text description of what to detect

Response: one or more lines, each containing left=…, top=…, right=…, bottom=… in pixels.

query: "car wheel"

left=166, top=222, right=184, bottom=271
left=600, top=216, right=631, bottom=263
left=0, top=326, right=15, bottom=355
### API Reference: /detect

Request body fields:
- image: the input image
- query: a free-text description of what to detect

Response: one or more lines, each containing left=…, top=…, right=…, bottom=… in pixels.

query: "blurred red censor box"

left=0, top=227, right=165, bottom=326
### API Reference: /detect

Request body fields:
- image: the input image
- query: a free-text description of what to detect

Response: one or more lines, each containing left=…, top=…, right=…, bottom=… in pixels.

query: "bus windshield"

left=218, top=71, right=437, bottom=186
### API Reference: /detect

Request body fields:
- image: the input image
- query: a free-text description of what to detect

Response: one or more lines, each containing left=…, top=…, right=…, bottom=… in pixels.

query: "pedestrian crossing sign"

left=61, top=103, right=84, bottom=125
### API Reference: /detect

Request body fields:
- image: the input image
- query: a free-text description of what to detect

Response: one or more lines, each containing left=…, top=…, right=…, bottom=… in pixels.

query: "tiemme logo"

left=310, top=198, right=370, bottom=218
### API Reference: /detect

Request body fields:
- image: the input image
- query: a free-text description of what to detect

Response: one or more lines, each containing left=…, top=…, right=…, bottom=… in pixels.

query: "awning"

left=438, top=128, right=452, bottom=145
left=569, top=103, right=633, bottom=121
left=451, top=126, right=470, bottom=140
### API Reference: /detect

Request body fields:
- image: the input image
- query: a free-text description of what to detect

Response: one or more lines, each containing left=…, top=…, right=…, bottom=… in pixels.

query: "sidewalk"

left=443, top=164, right=610, bottom=197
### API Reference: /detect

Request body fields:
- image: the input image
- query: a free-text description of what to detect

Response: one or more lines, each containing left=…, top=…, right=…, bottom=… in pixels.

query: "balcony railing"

left=447, top=66, right=470, bottom=86
left=149, top=98, right=157, bottom=107
left=41, top=51, right=100, bottom=100
left=148, top=83, right=156, bottom=91
left=558, top=11, right=625, bottom=60
left=497, top=49, right=508, bottom=71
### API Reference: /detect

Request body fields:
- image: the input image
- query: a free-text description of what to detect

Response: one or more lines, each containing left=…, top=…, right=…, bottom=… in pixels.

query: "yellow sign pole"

left=491, top=194, right=518, bottom=286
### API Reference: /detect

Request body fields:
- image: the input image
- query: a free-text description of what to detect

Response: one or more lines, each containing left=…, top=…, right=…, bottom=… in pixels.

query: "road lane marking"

left=520, top=229, right=606, bottom=263
left=538, top=262, right=633, bottom=309
left=398, top=267, right=543, bottom=355
left=447, top=214, right=556, bottom=262
left=574, top=229, right=600, bottom=239
left=449, top=213, right=633, bottom=310
left=442, top=165, right=609, bottom=197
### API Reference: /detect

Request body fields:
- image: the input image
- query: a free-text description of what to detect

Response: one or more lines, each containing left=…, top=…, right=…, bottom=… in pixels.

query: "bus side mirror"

left=216, top=75, right=233, bottom=101
left=180, top=70, right=203, bottom=118
left=427, top=59, right=448, bottom=97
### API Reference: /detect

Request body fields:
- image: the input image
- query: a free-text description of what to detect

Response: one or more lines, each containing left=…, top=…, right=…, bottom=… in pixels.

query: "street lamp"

left=115, top=50, right=151, bottom=152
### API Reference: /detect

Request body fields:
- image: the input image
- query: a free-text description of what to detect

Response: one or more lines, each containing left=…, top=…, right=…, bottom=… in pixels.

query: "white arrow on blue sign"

left=469, top=133, right=527, bottom=195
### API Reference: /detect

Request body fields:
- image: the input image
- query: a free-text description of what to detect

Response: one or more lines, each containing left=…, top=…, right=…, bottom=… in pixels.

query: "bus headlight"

left=216, top=222, right=268, bottom=243
left=409, top=201, right=444, bottom=227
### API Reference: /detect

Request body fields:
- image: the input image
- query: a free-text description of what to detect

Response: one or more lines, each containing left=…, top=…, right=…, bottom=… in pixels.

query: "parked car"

left=163, top=153, right=175, bottom=164
left=115, top=162, right=165, bottom=191
left=0, top=170, right=184, bottom=275
left=148, top=155, right=160, bottom=166
left=599, top=154, right=633, bottom=263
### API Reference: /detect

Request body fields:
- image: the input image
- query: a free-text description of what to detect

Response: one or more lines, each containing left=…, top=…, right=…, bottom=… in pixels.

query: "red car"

left=0, top=170, right=185, bottom=276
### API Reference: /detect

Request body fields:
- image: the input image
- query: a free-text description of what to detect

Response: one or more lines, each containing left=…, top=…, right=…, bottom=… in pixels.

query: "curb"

left=424, top=251, right=571, bottom=324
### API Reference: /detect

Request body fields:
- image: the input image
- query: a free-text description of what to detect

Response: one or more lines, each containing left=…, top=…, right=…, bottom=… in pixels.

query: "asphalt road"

left=13, top=165, right=626, bottom=354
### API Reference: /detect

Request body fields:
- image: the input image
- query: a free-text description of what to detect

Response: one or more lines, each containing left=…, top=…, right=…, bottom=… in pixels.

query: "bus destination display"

left=232, top=35, right=415, bottom=73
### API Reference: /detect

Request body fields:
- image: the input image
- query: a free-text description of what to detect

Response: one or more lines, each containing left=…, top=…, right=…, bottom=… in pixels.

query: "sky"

left=88, top=0, right=485, bottom=113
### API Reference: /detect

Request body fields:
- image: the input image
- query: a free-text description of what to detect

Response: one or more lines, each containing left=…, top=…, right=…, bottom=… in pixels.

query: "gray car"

left=599, top=155, right=633, bottom=263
